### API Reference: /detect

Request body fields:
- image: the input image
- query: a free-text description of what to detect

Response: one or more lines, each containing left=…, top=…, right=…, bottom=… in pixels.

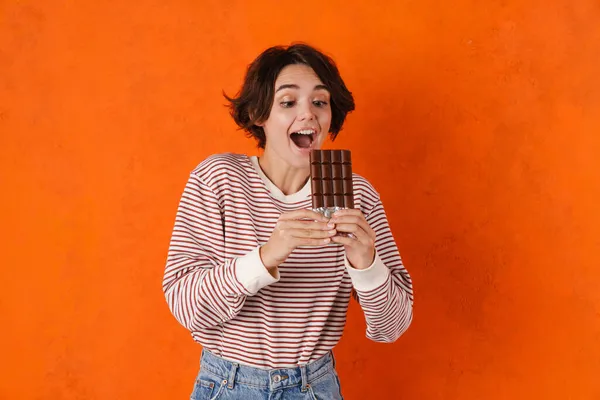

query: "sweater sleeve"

left=345, top=199, right=414, bottom=342
left=162, top=173, right=279, bottom=331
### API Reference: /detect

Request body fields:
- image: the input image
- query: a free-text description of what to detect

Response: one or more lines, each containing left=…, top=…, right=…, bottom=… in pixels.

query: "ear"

left=249, top=109, right=263, bottom=127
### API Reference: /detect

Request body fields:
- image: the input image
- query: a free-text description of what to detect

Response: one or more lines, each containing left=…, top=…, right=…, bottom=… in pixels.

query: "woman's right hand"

left=260, top=209, right=336, bottom=271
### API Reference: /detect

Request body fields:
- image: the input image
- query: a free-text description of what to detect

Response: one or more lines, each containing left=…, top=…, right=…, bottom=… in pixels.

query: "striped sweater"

left=163, top=153, right=413, bottom=369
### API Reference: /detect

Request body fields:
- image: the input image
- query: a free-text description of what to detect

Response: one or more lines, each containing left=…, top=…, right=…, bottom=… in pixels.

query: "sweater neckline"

left=247, top=155, right=311, bottom=204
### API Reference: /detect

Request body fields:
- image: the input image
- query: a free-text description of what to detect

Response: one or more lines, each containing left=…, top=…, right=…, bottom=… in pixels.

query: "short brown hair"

left=224, top=43, right=355, bottom=149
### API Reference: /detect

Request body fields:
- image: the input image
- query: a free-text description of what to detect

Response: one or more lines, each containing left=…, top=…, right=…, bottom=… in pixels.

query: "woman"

left=163, top=43, right=413, bottom=400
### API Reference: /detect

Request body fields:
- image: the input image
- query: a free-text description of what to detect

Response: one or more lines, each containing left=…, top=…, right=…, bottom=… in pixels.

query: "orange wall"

left=1, top=1, right=599, bottom=399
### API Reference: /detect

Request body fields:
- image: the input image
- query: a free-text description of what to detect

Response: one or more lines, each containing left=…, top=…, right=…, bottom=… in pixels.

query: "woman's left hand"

left=329, top=209, right=376, bottom=270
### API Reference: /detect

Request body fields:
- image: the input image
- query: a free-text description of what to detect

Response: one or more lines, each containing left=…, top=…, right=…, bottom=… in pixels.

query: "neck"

left=258, top=150, right=310, bottom=196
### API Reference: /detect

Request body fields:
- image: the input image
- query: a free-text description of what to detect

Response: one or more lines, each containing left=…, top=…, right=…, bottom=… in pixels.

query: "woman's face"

left=258, top=64, right=332, bottom=169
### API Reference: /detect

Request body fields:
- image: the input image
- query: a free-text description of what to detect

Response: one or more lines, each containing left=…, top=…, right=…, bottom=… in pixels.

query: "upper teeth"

left=296, top=130, right=315, bottom=135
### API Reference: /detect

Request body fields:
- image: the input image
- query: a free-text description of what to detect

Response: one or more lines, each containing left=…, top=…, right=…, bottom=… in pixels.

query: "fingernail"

left=327, top=223, right=335, bottom=228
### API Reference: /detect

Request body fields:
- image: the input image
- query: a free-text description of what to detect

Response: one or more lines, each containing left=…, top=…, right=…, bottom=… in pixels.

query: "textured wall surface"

left=1, top=1, right=599, bottom=399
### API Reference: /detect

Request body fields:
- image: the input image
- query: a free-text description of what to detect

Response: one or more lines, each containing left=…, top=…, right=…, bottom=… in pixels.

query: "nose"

left=297, top=100, right=316, bottom=121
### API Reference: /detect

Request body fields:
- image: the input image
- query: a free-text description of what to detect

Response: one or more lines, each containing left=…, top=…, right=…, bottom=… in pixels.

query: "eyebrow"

left=275, top=84, right=329, bottom=93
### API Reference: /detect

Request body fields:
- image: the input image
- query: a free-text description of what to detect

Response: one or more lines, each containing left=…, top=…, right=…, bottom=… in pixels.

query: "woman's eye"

left=313, top=100, right=328, bottom=107
left=280, top=101, right=295, bottom=108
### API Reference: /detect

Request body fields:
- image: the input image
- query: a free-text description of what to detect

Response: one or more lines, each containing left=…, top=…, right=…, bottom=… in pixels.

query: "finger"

left=330, top=216, right=376, bottom=240
left=334, top=223, right=371, bottom=243
left=279, top=209, right=329, bottom=222
left=330, top=234, right=358, bottom=246
left=281, top=220, right=334, bottom=231
left=337, top=214, right=376, bottom=241
left=330, top=215, right=364, bottom=226
left=294, top=237, right=332, bottom=247
left=332, top=209, right=364, bottom=218
left=290, top=227, right=337, bottom=239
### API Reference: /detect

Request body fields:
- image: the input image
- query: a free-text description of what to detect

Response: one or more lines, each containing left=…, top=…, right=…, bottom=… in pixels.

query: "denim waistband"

left=199, top=349, right=336, bottom=391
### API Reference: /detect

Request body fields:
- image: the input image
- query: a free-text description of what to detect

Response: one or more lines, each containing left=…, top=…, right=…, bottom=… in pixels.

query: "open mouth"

left=290, top=129, right=316, bottom=149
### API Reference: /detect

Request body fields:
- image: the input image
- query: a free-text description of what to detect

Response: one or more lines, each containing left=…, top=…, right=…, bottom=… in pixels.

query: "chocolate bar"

left=310, top=149, right=354, bottom=218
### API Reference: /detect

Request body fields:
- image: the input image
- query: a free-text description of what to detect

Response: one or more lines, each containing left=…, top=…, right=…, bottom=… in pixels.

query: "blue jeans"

left=191, top=350, right=344, bottom=400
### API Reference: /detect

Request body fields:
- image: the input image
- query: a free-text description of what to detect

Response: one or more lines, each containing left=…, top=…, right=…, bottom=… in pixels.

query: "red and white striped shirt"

left=163, top=153, right=413, bottom=369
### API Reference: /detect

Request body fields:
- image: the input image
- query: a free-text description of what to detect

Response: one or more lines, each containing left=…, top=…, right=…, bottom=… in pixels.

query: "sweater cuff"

left=345, top=251, right=390, bottom=292
left=235, top=247, right=280, bottom=295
